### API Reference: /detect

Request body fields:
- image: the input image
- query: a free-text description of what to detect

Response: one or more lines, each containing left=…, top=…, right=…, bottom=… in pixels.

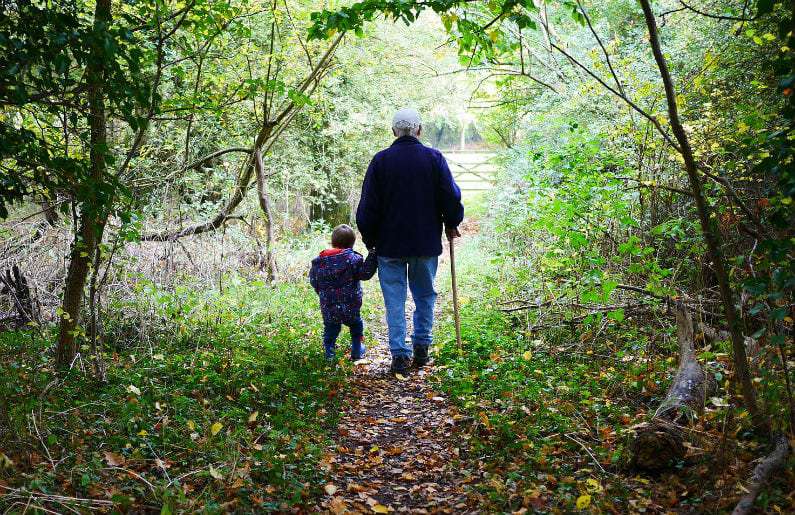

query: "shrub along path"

left=316, top=248, right=476, bottom=513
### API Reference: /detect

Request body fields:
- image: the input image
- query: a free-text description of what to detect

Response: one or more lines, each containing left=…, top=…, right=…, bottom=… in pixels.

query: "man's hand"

left=445, top=226, right=461, bottom=240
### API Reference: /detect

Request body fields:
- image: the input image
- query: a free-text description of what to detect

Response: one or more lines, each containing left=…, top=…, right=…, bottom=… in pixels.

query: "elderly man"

left=356, top=108, right=465, bottom=376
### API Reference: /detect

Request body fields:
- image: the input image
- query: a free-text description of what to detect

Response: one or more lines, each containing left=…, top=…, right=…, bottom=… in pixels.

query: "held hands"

left=445, top=226, right=461, bottom=240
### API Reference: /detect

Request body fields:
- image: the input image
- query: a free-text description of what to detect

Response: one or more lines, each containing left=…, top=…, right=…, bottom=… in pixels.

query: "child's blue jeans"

left=323, top=317, right=365, bottom=360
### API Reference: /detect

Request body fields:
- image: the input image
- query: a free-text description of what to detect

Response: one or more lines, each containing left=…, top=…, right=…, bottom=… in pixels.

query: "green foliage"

left=0, top=277, right=345, bottom=511
left=0, top=0, right=156, bottom=216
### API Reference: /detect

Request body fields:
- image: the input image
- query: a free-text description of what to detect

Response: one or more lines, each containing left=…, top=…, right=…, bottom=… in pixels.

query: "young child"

left=309, top=224, right=377, bottom=360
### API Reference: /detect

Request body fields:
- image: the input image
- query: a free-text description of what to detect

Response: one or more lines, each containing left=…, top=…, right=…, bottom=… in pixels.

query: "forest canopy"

left=1, top=0, right=793, bottom=512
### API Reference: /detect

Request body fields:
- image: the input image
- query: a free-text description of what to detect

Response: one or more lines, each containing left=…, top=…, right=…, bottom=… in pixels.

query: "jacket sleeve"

left=356, top=157, right=380, bottom=249
left=436, top=152, right=465, bottom=229
left=355, top=251, right=378, bottom=281
left=309, top=261, right=319, bottom=292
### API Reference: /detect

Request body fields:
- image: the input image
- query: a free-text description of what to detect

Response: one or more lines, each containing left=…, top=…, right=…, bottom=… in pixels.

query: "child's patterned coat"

left=309, top=248, right=378, bottom=324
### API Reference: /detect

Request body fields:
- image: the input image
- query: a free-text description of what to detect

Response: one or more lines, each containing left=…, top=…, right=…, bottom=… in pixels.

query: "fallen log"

left=629, top=302, right=715, bottom=470
left=731, top=433, right=790, bottom=515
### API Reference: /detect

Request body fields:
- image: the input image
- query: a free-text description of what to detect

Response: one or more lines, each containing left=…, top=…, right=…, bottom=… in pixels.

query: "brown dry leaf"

left=329, top=496, right=347, bottom=514
left=347, top=483, right=367, bottom=493
left=103, top=451, right=125, bottom=467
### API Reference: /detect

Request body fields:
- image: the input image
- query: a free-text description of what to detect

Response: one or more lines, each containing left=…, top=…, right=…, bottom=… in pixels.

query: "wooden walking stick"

left=448, top=235, right=463, bottom=354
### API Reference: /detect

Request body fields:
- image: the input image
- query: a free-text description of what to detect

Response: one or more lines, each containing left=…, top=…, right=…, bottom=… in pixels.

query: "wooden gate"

left=442, top=150, right=497, bottom=197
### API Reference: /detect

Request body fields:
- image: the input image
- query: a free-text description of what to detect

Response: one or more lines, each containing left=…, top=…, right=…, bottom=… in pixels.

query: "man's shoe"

left=390, top=355, right=411, bottom=376
left=413, top=344, right=430, bottom=368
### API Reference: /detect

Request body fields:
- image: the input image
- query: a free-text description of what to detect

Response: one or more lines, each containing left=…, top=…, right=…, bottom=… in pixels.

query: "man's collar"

left=391, top=135, right=421, bottom=146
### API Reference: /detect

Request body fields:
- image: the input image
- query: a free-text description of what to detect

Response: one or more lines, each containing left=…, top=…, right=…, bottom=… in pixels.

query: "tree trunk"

left=253, top=143, right=277, bottom=280
left=55, top=0, right=111, bottom=368
left=638, top=0, right=767, bottom=433
left=629, top=303, right=715, bottom=470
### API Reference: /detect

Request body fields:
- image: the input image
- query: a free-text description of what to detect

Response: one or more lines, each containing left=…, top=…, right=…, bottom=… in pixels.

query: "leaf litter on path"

left=317, top=318, right=475, bottom=513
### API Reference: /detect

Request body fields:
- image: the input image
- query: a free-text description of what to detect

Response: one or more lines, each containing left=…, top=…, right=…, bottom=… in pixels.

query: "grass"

left=0, top=277, right=347, bottom=513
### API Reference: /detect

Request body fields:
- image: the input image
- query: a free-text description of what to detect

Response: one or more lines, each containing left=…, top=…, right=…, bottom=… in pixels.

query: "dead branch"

left=0, top=265, right=38, bottom=328
left=140, top=32, right=344, bottom=243
left=732, top=433, right=790, bottom=515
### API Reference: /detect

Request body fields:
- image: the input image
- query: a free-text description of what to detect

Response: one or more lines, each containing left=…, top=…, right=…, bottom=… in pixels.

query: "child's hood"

left=319, top=248, right=348, bottom=258
left=312, top=248, right=362, bottom=264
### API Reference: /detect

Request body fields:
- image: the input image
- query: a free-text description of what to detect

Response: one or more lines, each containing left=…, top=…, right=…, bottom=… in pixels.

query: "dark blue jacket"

left=356, top=136, right=464, bottom=257
left=309, top=248, right=377, bottom=324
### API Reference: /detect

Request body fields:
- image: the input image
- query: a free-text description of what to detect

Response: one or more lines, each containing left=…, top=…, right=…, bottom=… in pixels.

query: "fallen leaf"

left=371, top=504, right=389, bottom=513
left=103, top=451, right=125, bottom=467
left=209, top=465, right=223, bottom=480
left=248, top=411, right=259, bottom=423
left=585, top=478, right=603, bottom=494
left=576, top=494, right=591, bottom=509
left=0, top=453, right=14, bottom=468
left=523, top=350, right=532, bottom=361
left=394, top=374, right=408, bottom=381
left=211, top=422, right=223, bottom=436
left=324, top=483, right=338, bottom=496
left=329, top=497, right=347, bottom=514
left=126, top=384, right=141, bottom=396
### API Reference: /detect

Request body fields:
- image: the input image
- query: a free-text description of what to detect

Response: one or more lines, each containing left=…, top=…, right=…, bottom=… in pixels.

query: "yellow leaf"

left=248, top=411, right=259, bottom=423
left=126, top=384, right=141, bottom=396
left=522, top=350, right=532, bottom=361
left=576, top=494, right=591, bottom=509
left=395, top=374, right=408, bottom=381
left=211, top=422, right=223, bottom=436
left=371, top=504, right=389, bottom=514
left=187, top=420, right=195, bottom=431
left=138, top=430, right=148, bottom=436
left=585, top=478, right=603, bottom=493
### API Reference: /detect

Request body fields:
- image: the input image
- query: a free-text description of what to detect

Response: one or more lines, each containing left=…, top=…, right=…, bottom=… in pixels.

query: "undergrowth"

left=432, top=235, right=795, bottom=513
left=0, top=277, right=346, bottom=513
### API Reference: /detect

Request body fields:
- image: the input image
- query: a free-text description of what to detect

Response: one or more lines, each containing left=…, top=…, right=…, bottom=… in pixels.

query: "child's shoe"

left=324, top=344, right=336, bottom=361
left=351, top=337, right=366, bottom=361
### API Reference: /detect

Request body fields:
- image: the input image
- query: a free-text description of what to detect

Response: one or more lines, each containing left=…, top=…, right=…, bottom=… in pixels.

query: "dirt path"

left=317, top=284, right=475, bottom=513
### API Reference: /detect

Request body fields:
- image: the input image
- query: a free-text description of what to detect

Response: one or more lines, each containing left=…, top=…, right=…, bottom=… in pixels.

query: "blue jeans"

left=323, top=318, right=365, bottom=359
left=377, top=256, right=438, bottom=358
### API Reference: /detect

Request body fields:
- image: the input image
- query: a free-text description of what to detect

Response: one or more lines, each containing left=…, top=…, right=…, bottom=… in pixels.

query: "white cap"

left=392, top=108, right=422, bottom=131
